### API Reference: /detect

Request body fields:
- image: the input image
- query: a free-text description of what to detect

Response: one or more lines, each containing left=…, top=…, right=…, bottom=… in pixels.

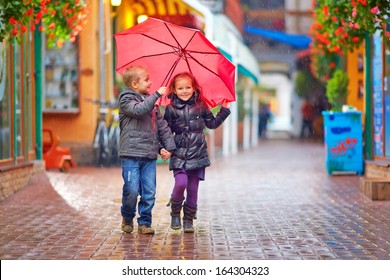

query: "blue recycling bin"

left=322, top=111, right=363, bottom=175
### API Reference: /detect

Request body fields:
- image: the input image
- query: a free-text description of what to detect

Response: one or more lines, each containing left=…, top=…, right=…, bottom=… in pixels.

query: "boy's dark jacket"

left=118, top=89, right=176, bottom=159
left=164, top=94, right=230, bottom=171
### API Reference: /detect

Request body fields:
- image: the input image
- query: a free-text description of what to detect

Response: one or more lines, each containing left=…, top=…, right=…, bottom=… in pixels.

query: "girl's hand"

left=222, top=100, right=230, bottom=108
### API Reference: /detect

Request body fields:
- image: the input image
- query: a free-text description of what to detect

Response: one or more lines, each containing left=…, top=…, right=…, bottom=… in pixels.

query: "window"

left=0, top=41, right=11, bottom=160
left=43, top=38, right=79, bottom=112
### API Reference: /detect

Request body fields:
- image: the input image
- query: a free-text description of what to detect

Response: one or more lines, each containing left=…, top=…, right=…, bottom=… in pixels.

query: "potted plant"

left=322, top=69, right=363, bottom=175
left=325, top=69, right=349, bottom=112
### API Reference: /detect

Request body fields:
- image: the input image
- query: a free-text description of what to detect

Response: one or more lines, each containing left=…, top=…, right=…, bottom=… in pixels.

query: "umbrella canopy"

left=114, top=17, right=236, bottom=108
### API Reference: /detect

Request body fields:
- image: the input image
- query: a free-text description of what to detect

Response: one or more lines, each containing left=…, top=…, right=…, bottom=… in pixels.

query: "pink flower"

left=370, top=6, right=379, bottom=14
left=352, top=7, right=357, bottom=18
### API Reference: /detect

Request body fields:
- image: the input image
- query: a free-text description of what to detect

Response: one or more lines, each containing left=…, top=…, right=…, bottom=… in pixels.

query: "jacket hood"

left=119, top=89, right=145, bottom=101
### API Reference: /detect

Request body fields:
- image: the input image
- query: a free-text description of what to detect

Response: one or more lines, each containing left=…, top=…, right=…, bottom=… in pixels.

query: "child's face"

left=134, top=70, right=151, bottom=94
left=174, top=76, right=194, bottom=102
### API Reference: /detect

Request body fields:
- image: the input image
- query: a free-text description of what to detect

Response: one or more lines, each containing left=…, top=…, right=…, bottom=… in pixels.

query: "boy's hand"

left=157, top=87, right=167, bottom=96
left=222, top=100, right=230, bottom=108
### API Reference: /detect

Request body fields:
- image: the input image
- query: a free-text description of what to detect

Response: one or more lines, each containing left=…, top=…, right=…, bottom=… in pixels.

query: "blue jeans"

left=121, top=158, right=156, bottom=226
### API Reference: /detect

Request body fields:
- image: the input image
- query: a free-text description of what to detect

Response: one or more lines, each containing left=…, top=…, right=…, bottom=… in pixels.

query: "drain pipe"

left=99, top=0, right=106, bottom=105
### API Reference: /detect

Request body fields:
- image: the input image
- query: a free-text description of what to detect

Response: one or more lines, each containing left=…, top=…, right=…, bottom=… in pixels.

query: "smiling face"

left=173, top=76, right=194, bottom=102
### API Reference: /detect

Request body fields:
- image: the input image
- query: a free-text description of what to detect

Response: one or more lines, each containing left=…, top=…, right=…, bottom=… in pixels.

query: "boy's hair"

left=122, top=65, right=148, bottom=88
left=168, top=72, right=202, bottom=100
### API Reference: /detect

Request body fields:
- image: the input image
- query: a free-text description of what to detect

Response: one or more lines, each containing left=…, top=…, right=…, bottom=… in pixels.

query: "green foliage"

left=326, top=69, right=349, bottom=112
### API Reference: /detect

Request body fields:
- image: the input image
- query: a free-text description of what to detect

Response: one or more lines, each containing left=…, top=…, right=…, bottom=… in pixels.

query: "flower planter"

left=322, top=111, right=363, bottom=175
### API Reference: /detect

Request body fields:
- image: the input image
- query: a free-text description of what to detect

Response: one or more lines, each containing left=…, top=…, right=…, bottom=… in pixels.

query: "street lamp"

left=137, top=15, right=148, bottom=24
left=111, top=0, right=121, bottom=6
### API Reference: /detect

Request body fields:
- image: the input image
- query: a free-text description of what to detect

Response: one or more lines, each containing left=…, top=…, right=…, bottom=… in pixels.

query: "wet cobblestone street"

left=1, top=140, right=389, bottom=260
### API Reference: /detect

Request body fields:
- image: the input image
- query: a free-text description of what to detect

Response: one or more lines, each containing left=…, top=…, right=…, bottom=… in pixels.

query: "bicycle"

left=85, top=98, right=120, bottom=167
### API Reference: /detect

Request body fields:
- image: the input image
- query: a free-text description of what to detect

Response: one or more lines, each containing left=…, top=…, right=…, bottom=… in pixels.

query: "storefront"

left=1, top=0, right=261, bottom=182
left=360, top=23, right=390, bottom=200
left=0, top=31, right=43, bottom=200
left=368, top=26, right=390, bottom=162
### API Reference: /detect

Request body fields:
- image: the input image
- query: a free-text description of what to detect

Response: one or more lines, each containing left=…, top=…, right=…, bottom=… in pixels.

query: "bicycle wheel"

left=109, top=126, right=120, bottom=166
left=95, top=126, right=110, bottom=167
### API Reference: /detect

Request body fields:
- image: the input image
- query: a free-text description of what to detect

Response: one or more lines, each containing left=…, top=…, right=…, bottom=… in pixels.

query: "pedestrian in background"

left=162, top=72, right=230, bottom=233
left=118, top=65, right=176, bottom=234
left=300, top=98, right=314, bottom=139
left=258, top=103, right=271, bottom=138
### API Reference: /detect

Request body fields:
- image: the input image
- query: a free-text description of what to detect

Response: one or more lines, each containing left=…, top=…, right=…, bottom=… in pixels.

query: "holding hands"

left=160, top=148, right=172, bottom=161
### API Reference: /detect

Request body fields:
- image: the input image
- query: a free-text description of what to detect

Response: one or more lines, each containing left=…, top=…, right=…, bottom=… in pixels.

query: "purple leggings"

left=171, top=172, right=200, bottom=208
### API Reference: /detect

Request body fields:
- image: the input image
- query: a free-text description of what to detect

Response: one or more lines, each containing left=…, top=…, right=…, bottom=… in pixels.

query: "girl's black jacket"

left=164, top=94, right=230, bottom=171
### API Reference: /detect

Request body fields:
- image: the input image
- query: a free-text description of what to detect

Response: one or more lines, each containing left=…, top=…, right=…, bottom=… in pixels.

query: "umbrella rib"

left=186, top=52, right=222, bottom=77
left=185, top=50, right=220, bottom=55
left=139, top=33, right=180, bottom=49
left=163, top=22, right=186, bottom=50
left=161, top=57, right=181, bottom=86
left=117, top=51, right=178, bottom=71
left=163, top=22, right=208, bottom=54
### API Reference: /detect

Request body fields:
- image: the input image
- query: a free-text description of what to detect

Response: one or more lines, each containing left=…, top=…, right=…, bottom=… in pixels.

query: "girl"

left=163, top=72, right=230, bottom=233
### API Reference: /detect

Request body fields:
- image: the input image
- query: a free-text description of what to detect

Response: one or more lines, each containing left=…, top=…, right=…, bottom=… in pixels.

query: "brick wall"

left=0, top=160, right=45, bottom=201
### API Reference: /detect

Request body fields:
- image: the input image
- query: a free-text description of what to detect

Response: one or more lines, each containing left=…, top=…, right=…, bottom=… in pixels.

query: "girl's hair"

left=122, top=65, right=147, bottom=88
left=168, top=72, right=202, bottom=102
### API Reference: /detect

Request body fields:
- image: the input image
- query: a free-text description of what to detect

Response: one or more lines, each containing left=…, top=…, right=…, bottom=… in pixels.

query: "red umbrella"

left=114, top=17, right=236, bottom=108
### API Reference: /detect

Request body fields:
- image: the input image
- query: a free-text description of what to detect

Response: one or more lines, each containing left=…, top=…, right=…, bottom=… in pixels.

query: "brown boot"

left=167, top=198, right=184, bottom=230
left=121, top=218, right=134, bottom=233
left=183, top=203, right=197, bottom=233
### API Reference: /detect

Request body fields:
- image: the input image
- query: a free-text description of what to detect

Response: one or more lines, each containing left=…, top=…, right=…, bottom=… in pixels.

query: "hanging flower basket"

left=309, top=0, right=390, bottom=81
left=0, top=0, right=89, bottom=48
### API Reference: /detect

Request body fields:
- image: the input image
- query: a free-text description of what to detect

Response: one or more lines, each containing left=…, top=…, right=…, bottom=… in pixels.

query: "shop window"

left=43, top=38, right=79, bottom=112
left=0, top=41, right=11, bottom=160
left=15, top=43, right=23, bottom=157
left=384, top=22, right=390, bottom=157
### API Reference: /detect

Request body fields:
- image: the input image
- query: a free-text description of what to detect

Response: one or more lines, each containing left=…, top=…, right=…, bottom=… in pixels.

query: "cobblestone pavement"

left=1, top=139, right=389, bottom=260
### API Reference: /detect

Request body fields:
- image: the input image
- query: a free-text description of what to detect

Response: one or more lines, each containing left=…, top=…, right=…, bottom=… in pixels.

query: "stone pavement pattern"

left=0, top=140, right=389, bottom=260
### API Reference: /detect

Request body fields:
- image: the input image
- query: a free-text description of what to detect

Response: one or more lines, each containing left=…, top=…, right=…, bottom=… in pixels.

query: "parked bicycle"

left=85, top=98, right=120, bottom=167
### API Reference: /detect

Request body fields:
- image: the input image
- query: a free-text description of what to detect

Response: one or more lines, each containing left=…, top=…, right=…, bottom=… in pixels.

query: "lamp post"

left=111, top=0, right=121, bottom=6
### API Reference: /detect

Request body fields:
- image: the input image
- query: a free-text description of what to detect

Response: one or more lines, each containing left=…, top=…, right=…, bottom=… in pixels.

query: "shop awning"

left=245, top=25, right=311, bottom=49
left=124, top=0, right=204, bottom=29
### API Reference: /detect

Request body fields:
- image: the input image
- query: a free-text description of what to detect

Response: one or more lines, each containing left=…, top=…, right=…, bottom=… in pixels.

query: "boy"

left=119, top=65, right=175, bottom=234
